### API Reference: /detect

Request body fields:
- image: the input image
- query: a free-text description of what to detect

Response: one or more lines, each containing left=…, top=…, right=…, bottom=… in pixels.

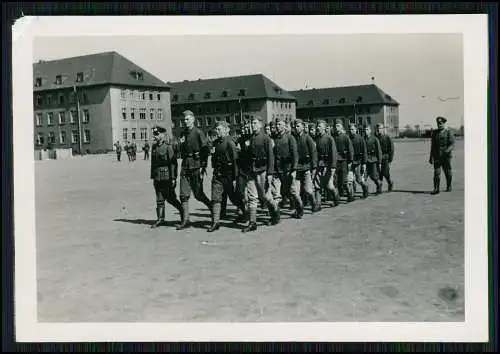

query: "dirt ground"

left=35, top=139, right=465, bottom=322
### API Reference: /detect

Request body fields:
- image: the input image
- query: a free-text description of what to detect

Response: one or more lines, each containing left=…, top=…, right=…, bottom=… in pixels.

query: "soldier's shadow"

left=390, top=189, right=432, bottom=195
left=113, top=218, right=210, bottom=230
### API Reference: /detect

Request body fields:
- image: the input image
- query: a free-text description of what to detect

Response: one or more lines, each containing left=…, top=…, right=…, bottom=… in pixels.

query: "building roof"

left=290, top=84, right=399, bottom=108
left=169, top=74, right=296, bottom=104
left=33, top=51, right=170, bottom=92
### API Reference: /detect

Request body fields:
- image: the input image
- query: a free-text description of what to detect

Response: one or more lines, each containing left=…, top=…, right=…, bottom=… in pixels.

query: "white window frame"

left=83, top=129, right=91, bottom=143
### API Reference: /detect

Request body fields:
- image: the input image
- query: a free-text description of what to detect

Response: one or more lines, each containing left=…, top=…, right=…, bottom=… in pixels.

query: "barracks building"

left=169, top=74, right=296, bottom=137
left=32, top=51, right=172, bottom=154
left=290, top=84, right=400, bottom=137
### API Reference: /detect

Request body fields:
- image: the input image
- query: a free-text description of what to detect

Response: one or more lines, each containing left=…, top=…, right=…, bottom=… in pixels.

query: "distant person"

left=143, top=141, right=150, bottom=160
left=375, top=123, right=395, bottom=192
left=124, top=141, right=132, bottom=162
left=429, top=116, right=455, bottom=194
left=348, top=123, right=369, bottom=199
left=114, top=141, right=122, bottom=162
left=364, top=125, right=383, bottom=195
left=333, top=119, right=355, bottom=202
left=131, top=141, right=137, bottom=161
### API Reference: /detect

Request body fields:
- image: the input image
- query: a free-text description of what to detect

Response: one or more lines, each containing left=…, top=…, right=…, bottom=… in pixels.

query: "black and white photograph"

left=13, top=15, right=489, bottom=342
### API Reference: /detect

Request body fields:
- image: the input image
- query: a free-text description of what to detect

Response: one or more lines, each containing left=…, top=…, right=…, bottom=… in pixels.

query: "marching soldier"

left=234, top=120, right=254, bottom=224
left=243, top=116, right=279, bottom=232
left=364, top=125, right=383, bottom=195
left=293, top=119, right=319, bottom=214
left=429, top=116, right=455, bottom=194
left=131, top=141, right=137, bottom=161
left=150, top=125, right=183, bottom=228
left=208, top=121, right=247, bottom=232
left=333, top=119, right=355, bottom=202
left=314, top=120, right=340, bottom=209
left=272, top=116, right=302, bottom=219
left=348, top=123, right=369, bottom=199
left=143, top=141, right=150, bottom=160
left=114, top=141, right=122, bottom=162
left=125, top=141, right=132, bottom=161
left=176, top=110, right=212, bottom=230
left=375, top=123, right=395, bottom=192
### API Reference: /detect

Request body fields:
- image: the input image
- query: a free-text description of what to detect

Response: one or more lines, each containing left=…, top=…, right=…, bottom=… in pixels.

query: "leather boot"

left=176, top=202, right=191, bottom=230
left=347, top=183, right=355, bottom=202
left=242, top=208, right=258, bottom=233
left=315, top=190, right=322, bottom=211
left=332, top=188, right=340, bottom=206
left=362, top=184, right=369, bottom=199
left=431, top=176, right=440, bottom=195
left=310, top=194, right=319, bottom=213
left=151, top=206, right=165, bottom=228
left=446, top=176, right=452, bottom=192
left=207, top=203, right=221, bottom=232
left=376, top=182, right=382, bottom=195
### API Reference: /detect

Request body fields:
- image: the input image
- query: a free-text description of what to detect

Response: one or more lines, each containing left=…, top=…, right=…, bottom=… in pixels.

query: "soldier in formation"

left=375, top=123, right=395, bottom=192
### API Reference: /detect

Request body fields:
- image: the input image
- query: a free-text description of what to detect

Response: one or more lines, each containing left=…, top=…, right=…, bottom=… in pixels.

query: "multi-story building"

left=33, top=51, right=172, bottom=154
left=169, top=74, right=296, bottom=137
left=290, top=84, right=400, bottom=137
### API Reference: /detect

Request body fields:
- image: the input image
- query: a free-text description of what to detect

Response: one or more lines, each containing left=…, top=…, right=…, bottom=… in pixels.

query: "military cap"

left=152, top=125, right=167, bottom=134
left=251, top=115, right=264, bottom=122
left=316, top=119, right=326, bottom=125
left=275, top=115, right=285, bottom=123
left=436, top=116, right=447, bottom=124
left=335, top=119, right=344, bottom=125
left=182, top=110, right=194, bottom=117
left=216, top=120, right=230, bottom=129
left=294, top=118, right=304, bottom=125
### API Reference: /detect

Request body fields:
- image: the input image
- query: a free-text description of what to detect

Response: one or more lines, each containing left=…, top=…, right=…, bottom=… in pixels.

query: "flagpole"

left=74, top=85, right=83, bottom=155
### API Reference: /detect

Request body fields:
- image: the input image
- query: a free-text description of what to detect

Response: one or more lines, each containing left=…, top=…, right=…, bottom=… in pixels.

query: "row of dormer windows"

left=34, top=69, right=146, bottom=88
left=304, top=96, right=366, bottom=106
left=172, top=88, right=248, bottom=102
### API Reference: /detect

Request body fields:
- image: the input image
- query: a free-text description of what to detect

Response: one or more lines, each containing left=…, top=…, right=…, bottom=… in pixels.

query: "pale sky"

left=33, top=34, right=464, bottom=128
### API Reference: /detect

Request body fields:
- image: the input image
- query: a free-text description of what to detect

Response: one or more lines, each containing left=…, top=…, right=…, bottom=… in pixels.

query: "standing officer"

left=243, top=116, right=278, bottom=232
left=333, top=119, right=355, bottom=202
left=271, top=116, right=302, bottom=219
left=314, top=120, right=340, bottom=209
left=176, top=110, right=212, bottom=230
left=208, top=121, right=247, bottom=232
left=293, top=119, right=319, bottom=215
left=150, top=125, right=183, bottom=228
left=114, top=141, right=122, bottom=162
left=131, top=141, right=137, bottom=161
left=429, top=116, right=455, bottom=194
left=348, top=123, right=369, bottom=199
left=364, top=125, right=383, bottom=195
left=375, top=123, right=395, bottom=192
left=143, top=141, right=150, bottom=160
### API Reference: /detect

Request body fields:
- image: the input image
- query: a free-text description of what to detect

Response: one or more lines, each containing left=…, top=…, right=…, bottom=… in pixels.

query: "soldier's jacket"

left=150, top=140, right=178, bottom=181
left=178, top=127, right=210, bottom=169
left=334, top=133, right=354, bottom=163
left=349, top=133, right=368, bottom=165
left=249, top=132, right=275, bottom=175
left=237, top=134, right=252, bottom=175
left=212, top=135, right=239, bottom=179
left=273, top=132, right=298, bottom=174
left=294, top=132, right=318, bottom=171
left=115, top=144, right=122, bottom=153
left=365, top=135, right=382, bottom=163
left=377, top=134, right=395, bottom=162
left=315, top=133, right=338, bottom=169
left=430, top=128, right=455, bottom=159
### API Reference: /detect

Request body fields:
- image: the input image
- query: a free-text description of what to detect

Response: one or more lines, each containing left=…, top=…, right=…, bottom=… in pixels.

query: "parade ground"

left=35, top=139, right=465, bottom=322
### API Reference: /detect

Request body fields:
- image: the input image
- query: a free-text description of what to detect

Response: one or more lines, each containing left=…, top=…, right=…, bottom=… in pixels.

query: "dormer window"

left=76, top=72, right=84, bottom=82
left=356, top=96, right=363, bottom=103
left=188, top=93, right=195, bottom=101
left=35, top=77, right=42, bottom=87
left=273, top=87, right=283, bottom=95
left=307, top=100, right=314, bottom=106
left=172, top=94, right=179, bottom=102
left=322, top=99, right=329, bottom=105
left=238, top=89, right=247, bottom=97
left=55, top=75, right=62, bottom=85
left=204, top=92, right=212, bottom=99
left=221, top=90, right=228, bottom=98
left=338, top=98, right=346, bottom=104
left=130, top=70, right=144, bottom=81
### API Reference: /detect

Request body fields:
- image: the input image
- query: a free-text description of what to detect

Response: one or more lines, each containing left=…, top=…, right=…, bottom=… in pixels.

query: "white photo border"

left=12, top=15, right=489, bottom=342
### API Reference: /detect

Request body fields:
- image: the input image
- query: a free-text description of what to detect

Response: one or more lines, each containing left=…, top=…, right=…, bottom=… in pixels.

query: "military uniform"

left=143, top=142, right=150, bottom=160
left=430, top=116, right=455, bottom=194
left=314, top=131, right=340, bottom=208
left=243, top=120, right=278, bottom=232
left=114, top=141, right=122, bottom=162
left=150, top=126, right=183, bottom=228
left=208, top=125, right=246, bottom=232
left=365, top=133, right=383, bottom=194
left=294, top=120, right=319, bottom=214
left=177, top=111, right=212, bottom=230
left=375, top=126, right=395, bottom=191
left=349, top=131, right=369, bottom=199
left=334, top=125, right=355, bottom=201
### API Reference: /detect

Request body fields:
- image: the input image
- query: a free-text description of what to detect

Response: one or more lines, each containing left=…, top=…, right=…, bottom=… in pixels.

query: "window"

left=149, top=109, right=155, bottom=120
left=120, top=89, right=126, bottom=99
left=357, top=117, right=363, bottom=125
left=157, top=109, right=163, bottom=120
left=122, top=128, right=128, bottom=141
left=338, top=98, right=346, bottom=104
left=204, top=92, right=211, bottom=99
left=307, top=100, right=314, bottom=106
left=47, top=95, right=53, bottom=105
left=47, top=112, right=54, bottom=125
left=58, top=111, right=66, bottom=124
left=131, top=128, right=136, bottom=140
left=82, top=109, right=90, bottom=123
left=149, top=93, right=153, bottom=100
left=235, top=116, right=241, bottom=125
left=188, top=93, right=195, bottom=101
left=35, top=95, right=42, bottom=106
left=323, top=99, right=329, bottom=105
left=225, top=116, right=231, bottom=123
left=356, top=96, right=363, bottom=103
left=59, top=94, right=65, bottom=105
left=76, top=72, right=84, bottom=82
left=366, top=116, right=372, bottom=125
left=281, top=102, right=284, bottom=109
left=71, top=130, right=78, bottom=144
left=141, top=92, right=146, bottom=100
left=238, top=89, right=247, bottom=97
left=70, top=110, right=77, bottom=124
left=35, top=113, right=43, bottom=126
left=221, top=90, right=228, bottom=98
left=35, top=77, right=42, bottom=87
left=139, top=108, right=146, bottom=120
left=59, top=131, right=66, bottom=144
left=69, top=92, right=76, bottom=104
left=83, top=129, right=91, bottom=143
left=140, top=128, right=148, bottom=140
left=55, top=75, right=62, bottom=85
left=157, top=93, right=161, bottom=101
left=129, top=90, right=134, bottom=99
left=48, top=131, right=56, bottom=144
left=131, top=108, right=135, bottom=120
left=82, top=92, right=88, bottom=103
left=122, top=107, right=127, bottom=120
left=206, top=117, right=212, bottom=126
left=36, top=133, right=44, bottom=146
left=172, top=94, right=179, bottom=102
